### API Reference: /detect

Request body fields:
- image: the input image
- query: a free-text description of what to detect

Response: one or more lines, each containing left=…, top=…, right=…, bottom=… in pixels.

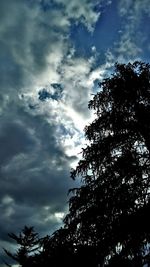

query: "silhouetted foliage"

left=4, top=62, right=150, bottom=266
left=4, top=226, right=40, bottom=266
left=66, top=61, right=150, bottom=266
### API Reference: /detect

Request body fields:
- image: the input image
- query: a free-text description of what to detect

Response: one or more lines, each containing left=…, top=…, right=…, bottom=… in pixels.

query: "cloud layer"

left=0, top=2, right=102, bottom=260
left=0, top=0, right=149, bottom=265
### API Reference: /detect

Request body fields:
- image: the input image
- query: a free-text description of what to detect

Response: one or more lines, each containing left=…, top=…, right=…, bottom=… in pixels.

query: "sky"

left=0, top=0, right=150, bottom=265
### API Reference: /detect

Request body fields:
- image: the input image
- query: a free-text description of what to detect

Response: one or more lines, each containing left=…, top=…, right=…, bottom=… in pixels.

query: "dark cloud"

left=0, top=122, right=36, bottom=165
left=0, top=104, right=74, bottom=242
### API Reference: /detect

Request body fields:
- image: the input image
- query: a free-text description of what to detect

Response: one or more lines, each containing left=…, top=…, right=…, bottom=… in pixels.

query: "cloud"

left=115, top=0, right=150, bottom=60
left=60, top=56, right=93, bottom=118
left=0, top=108, right=78, bottom=261
left=0, top=2, right=103, bottom=263
left=50, top=0, right=101, bottom=32
left=0, top=0, right=70, bottom=96
left=118, top=0, right=150, bottom=17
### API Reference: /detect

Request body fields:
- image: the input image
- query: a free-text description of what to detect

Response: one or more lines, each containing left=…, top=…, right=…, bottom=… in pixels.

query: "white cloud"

left=117, top=36, right=142, bottom=58
left=20, top=52, right=100, bottom=169
left=53, top=0, right=101, bottom=31
left=0, top=0, right=70, bottom=96
left=118, top=0, right=150, bottom=17
left=115, top=0, right=150, bottom=60
left=59, top=57, right=93, bottom=117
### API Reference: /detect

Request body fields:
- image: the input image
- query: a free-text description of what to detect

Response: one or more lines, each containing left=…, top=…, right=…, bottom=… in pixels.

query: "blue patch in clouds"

left=38, top=84, right=63, bottom=101
left=69, top=1, right=122, bottom=62
left=38, top=89, right=51, bottom=101
left=93, top=1, right=122, bottom=52
left=70, top=23, right=93, bottom=58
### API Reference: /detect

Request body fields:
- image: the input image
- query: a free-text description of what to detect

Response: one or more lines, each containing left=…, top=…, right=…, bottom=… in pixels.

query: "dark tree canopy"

left=4, top=62, right=150, bottom=267
left=65, top=61, right=150, bottom=266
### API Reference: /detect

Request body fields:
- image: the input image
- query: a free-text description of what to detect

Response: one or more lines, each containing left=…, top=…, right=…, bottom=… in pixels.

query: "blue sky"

left=0, top=0, right=150, bottom=265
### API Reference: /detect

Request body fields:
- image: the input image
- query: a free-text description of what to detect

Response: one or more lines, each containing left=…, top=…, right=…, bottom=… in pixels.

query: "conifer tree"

left=4, top=226, right=40, bottom=267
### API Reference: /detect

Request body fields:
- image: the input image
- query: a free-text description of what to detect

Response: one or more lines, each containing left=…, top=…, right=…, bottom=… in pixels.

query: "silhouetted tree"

left=64, top=61, right=150, bottom=266
left=4, top=226, right=40, bottom=267
left=4, top=226, right=76, bottom=267
left=4, top=62, right=150, bottom=267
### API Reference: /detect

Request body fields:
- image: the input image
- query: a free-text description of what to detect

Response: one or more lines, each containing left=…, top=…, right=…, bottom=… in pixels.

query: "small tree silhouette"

left=4, top=226, right=40, bottom=267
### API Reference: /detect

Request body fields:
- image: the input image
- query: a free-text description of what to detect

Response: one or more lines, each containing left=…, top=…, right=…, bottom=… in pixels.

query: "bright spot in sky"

left=2, top=195, right=14, bottom=205
left=54, top=212, right=65, bottom=220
